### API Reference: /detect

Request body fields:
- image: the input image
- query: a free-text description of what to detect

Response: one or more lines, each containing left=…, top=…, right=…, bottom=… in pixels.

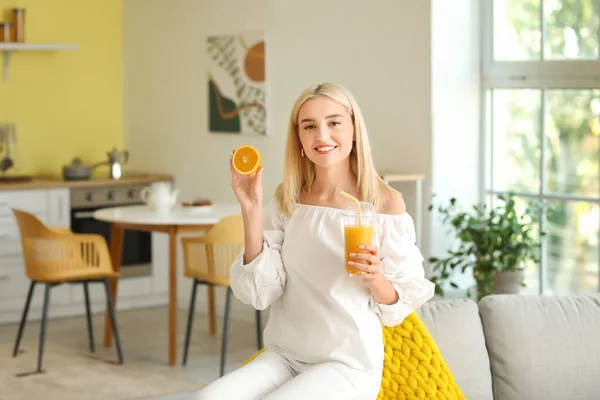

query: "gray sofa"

left=417, top=294, right=600, bottom=400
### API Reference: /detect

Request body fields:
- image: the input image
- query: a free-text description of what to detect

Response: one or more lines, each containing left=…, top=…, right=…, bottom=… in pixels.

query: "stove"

left=70, top=184, right=152, bottom=278
left=70, top=184, right=146, bottom=209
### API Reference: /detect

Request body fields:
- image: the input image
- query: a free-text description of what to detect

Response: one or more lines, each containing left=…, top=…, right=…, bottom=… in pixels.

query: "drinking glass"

left=343, top=202, right=376, bottom=275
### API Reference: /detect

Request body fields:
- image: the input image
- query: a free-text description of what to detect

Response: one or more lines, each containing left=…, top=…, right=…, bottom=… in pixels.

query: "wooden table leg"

left=208, top=285, right=216, bottom=336
left=168, top=226, right=177, bottom=366
left=104, top=224, right=124, bottom=348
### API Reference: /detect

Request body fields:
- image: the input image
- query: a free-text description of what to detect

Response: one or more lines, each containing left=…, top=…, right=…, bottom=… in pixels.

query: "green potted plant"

left=428, top=192, right=546, bottom=300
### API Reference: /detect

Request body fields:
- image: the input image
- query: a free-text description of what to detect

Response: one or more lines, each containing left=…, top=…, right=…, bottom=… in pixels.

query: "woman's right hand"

left=230, top=150, right=264, bottom=212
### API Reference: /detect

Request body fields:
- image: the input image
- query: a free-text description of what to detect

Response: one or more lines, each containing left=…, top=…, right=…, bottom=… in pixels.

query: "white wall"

left=123, top=0, right=434, bottom=318
left=430, top=0, right=481, bottom=293
left=123, top=0, right=431, bottom=203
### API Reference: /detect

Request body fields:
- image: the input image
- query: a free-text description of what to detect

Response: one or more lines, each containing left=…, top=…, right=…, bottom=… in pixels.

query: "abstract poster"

left=207, top=32, right=266, bottom=135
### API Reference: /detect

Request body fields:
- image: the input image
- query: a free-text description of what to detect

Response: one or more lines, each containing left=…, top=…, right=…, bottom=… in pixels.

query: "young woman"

left=195, top=83, right=434, bottom=400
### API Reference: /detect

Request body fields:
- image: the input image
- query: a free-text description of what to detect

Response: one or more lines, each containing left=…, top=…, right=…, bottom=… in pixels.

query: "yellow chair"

left=181, top=215, right=263, bottom=377
left=11, top=208, right=123, bottom=373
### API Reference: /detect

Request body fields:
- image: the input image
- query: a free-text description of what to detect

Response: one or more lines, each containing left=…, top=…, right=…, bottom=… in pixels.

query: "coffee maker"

left=107, top=147, right=129, bottom=179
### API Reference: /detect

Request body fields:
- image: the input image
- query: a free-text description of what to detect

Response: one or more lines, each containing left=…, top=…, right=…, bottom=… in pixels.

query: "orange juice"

left=344, top=224, right=374, bottom=274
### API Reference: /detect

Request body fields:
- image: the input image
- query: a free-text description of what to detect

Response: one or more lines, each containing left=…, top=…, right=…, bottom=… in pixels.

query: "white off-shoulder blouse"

left=230, top=200, right=435, bottom=373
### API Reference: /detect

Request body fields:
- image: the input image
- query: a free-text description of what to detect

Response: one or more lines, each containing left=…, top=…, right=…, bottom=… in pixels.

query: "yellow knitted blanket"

left=378, top=312, right=465, bottom=400
left=242, top=312, right=464, bottom=400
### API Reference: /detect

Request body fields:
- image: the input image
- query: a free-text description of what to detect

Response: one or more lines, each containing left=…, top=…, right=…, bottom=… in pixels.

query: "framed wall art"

left=207, top=32, right=266, bottom=136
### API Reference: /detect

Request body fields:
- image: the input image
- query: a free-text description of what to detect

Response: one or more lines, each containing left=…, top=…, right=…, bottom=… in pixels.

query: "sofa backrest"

left=478, top=294, right=600, bottom=400
left=418, top=298, right=494, bottom=400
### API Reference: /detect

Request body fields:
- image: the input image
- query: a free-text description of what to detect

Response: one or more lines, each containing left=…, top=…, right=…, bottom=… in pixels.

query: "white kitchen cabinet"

left=47, top=189, right=70, bottom=227
left=0, top=188, right=69, bottom=266
left=0, top=190, right=47, bottom=216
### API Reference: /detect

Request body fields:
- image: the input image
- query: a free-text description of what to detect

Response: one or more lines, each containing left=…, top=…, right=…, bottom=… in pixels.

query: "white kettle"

left=140, top=182, right=179, bottom=213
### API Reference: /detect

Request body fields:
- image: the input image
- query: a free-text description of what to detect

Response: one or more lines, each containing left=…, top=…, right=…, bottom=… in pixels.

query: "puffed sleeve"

left=370, top=214, right=435, bottom=326
left=230, top=199, right=287, bottom=311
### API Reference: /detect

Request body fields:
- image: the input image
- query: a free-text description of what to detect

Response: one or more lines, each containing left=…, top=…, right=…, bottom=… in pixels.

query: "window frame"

left=480, top=0, right=600, bottom=294
left=482, top=0, right=600, bottom=82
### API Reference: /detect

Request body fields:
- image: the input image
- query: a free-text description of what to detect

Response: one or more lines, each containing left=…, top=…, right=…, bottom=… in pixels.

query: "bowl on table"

left=180, top=199, right=213, bottom=214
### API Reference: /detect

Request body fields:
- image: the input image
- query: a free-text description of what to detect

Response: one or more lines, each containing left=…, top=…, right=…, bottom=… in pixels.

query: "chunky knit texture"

left=377, top=312, right=465, bottom=400
left=242, top=312, right=464, bottom=399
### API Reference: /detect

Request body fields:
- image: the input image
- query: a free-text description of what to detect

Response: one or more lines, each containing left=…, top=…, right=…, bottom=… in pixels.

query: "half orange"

left=232, top=145, right=262, bottom=176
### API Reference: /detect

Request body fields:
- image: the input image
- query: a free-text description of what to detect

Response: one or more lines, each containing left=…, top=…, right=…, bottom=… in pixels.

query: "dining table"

left=93, top=202, right=241, bottom=366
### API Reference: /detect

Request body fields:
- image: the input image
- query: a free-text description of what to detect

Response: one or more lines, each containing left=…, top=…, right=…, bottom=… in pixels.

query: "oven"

left=70, top=184, right=152, bottom=278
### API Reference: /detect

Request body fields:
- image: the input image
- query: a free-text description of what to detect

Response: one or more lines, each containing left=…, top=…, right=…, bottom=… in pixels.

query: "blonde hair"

left=275, top=82, right=387, bottom=216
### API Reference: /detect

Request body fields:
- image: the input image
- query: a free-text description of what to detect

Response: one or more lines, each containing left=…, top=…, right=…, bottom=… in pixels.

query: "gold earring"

left=301, top=148, right=305, bottom=158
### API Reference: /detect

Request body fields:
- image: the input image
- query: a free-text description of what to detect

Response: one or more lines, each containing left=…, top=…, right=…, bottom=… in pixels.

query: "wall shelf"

left=0, top=43, right=78, bottom=82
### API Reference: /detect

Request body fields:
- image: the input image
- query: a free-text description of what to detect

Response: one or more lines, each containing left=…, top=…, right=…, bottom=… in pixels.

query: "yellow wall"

left=0, top=0, right=123, bottom=177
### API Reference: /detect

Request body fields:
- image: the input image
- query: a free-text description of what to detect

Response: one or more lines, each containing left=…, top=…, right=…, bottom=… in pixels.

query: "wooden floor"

left=0, top=306, right=260, bottom=400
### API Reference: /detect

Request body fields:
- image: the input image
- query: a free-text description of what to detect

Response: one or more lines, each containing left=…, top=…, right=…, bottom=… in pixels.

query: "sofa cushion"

left=378, top=312, right=466, bottom=400
left=418, top=299, right=494, bottom=400
left=479, top=294, right=600, bottom=400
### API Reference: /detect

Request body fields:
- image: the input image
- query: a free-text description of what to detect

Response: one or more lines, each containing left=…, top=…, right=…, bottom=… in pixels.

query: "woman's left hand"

left=348, top=244, right=382, bottom=284
left=349, top=245, right=400, bottom=305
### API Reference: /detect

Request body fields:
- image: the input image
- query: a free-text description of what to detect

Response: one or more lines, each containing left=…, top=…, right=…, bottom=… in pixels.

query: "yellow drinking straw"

left=340, top=191, right=362, bottom=226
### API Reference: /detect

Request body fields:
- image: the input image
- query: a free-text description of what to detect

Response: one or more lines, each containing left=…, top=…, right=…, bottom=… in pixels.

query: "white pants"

left=193, top=350, right=381, bottom=400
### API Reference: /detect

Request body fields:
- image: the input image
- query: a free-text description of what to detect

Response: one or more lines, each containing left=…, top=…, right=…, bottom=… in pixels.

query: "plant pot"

left=493, top=269, right=524, bottom=295
left=475, top=278, right=493, bottom=301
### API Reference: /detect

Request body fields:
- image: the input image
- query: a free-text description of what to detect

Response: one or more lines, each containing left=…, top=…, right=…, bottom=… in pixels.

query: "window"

left=482, top=0, right=600, bottom=295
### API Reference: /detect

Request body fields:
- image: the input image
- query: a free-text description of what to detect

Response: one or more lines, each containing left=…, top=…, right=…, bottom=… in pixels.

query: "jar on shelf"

left=0, top=22, right=11, bottom=43
left=11, top=8, right=25, bottom=42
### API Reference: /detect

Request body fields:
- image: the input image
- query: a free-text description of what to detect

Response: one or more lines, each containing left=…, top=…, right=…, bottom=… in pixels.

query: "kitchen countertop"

left=0, top=172, right=174, bottom=191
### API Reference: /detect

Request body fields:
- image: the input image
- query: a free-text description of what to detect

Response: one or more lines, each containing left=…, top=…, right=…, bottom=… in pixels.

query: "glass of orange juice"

left=343, top=202, right=376, bottom=275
